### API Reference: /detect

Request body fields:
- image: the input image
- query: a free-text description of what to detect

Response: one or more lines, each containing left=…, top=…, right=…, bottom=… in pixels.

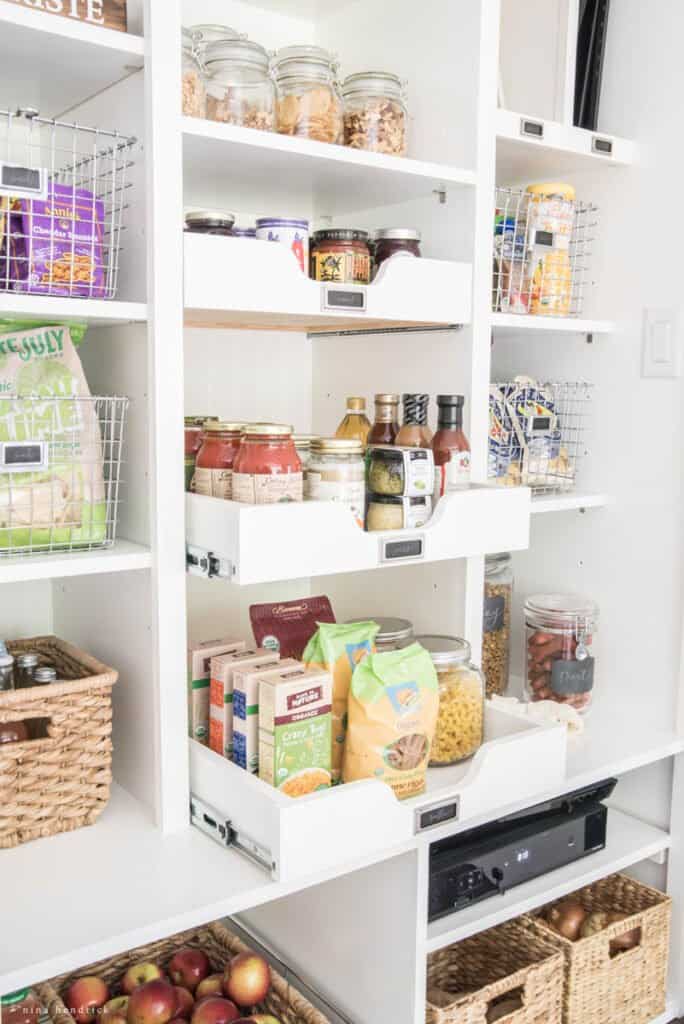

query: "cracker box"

left=187, top=638, right=246, bottom=745
left=258, top=668, right=333, bottom=796
left=232, top=659, right=301, bottom=773
left=209, top=647, right=281, bottom=759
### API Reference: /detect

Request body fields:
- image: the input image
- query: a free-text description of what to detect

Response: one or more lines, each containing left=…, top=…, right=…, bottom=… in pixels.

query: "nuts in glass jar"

left=273, top=46, right=344, bottom=145
left=341, top=72, right=408, bottom=156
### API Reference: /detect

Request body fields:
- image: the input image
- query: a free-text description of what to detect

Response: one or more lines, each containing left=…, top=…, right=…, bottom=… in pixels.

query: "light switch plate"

left=642, top=308, right=680, bottom=378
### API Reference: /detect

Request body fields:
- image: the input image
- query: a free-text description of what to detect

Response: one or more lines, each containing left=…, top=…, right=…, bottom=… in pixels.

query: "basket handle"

left=605, top=921, right=643, bottom=961
left=484, top=983, right=526, bottom=1021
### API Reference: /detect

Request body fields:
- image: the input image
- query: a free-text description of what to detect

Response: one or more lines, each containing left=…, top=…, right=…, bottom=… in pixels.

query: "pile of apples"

left=64, top=946, right=283, bottom=1024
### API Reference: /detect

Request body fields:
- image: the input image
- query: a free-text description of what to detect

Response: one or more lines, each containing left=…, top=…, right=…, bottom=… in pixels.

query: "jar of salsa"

left=374, top=228, right=421, bottom=274
left=232, top=424, right=303, bottom=504
left=311, top=229, right=371, bottom=284
left=1, top=991, right=43, bottom=1024
left=185, top=416, right=217, bottom=491
left=194, top=421, right=244, bottom=500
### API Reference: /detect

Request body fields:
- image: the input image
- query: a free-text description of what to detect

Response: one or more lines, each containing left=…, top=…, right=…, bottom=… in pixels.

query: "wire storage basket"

left=493, top=185, right=597, bottom=318
left=0, top=395, right=129, bottom=557
left=489, top=379, right=593, bottom=495
left=0, top=108, right=136, bottom=299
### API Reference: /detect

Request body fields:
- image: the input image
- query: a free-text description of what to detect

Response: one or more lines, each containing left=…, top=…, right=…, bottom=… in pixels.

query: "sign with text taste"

left=7, top=0, right=127, bottom=32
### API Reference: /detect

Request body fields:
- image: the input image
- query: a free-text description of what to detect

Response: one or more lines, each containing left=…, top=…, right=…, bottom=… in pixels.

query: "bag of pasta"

left=343, top=643, right=439, bottom=799
left=303, top=620, right=379, bottom=782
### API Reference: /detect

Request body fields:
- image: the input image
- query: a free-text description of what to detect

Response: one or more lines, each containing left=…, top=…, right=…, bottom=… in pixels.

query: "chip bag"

left=343, top=643, right=439, bottom=800
left=303, top=620, right=379, bottom=781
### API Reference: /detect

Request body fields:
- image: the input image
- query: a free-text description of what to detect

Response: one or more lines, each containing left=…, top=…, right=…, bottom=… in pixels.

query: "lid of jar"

left=525, top=594, right=599, bottom=628
left=0, top=654, right=14, bottom=667
left=188, top=24, right=242, bottom=45
left=272, top=45, right=337, bottom=76
left=182, top=26, right=196, bottom=52
left=375, top=228, right=421, bottom=241
left=526, top=182, right=576, bottom=201
left=1, top=992, right=31, bottom=1006
left=485, top=552, right=512, bottom=572
left=34, top=667, right=57, bottom=683
left=292, top=434, right=318, bottom=448
left=347, top=617, right=414, bottom=643
left=203, top=420, right=245, bottom=433
left=185, top=209, right=236, bottom=227
left=243, top=423, right=293, bottom=437
left=415, top=635, right=471, bottom=665
left=341, top=71, right=405, bottom=97
left=16, top=653, right=39, bottom=666
left=375, top=393, right=400, bottom=403
left=204, top=38, right=270, bottom=71
left=311, top=438, right=364, bottom=454
left=256, top=217, right=310, bottom=229
left=313, top=229, right=369, bottom=244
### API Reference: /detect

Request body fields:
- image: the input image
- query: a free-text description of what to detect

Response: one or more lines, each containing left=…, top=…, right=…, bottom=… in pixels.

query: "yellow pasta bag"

left=303, top=621, right=379, bottom=781
left=343, top=643, right=439, bottom=799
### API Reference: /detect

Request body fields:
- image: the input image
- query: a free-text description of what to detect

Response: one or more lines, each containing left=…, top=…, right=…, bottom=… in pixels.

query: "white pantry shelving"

left=491, top=311, right=617, bottom=336
left=0, top=540, right=152, bottom=584
left=531, top=492, right=611, bottom=514
left=0, top=294, right=148, bottom=326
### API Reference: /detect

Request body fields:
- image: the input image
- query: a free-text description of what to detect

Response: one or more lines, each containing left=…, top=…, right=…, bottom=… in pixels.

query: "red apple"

left=103, top=997, right=130, bottom=1024
left=66, top=977, right=110, bottom=1023
left=190, top=998, right=240, bottom=1024
left=127, top=980, right=178, bottom=1024
left=168, top=949, right=210, bottom=993
left=173, top=989, right=194, bottom=1021
left=122, top=964, right=165, bottom=996
left=195, top=977, right=223, bottom=1001
left=223, top=954, right=271, bottom=1009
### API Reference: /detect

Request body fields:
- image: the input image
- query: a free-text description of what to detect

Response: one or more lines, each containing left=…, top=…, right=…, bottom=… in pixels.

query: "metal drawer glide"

left=190, top=794, right=275, bottom=874
left=186, top=545, right=232, bottom=580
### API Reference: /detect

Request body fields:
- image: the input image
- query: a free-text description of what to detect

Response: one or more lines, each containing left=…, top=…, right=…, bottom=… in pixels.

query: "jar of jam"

left=374, top=229, right=421, bottom=273
left=195, top=421, right=244, bottom=500
left=232, top=424, right=303, bottom=504
left=311, top=229, right=371, bottom=284
left=184, top=210, right=235, bottom=235
left=1, top=991, right=43, bottom=1024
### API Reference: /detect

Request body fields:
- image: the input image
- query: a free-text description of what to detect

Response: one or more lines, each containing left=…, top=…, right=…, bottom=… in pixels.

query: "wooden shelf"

left=0, top=540, right=152, bottom=584
left=0, top=3, right=144, bottom=118
left=491, top=312, right=616, bottom=336
left=0, top=294, right=148, bottom=327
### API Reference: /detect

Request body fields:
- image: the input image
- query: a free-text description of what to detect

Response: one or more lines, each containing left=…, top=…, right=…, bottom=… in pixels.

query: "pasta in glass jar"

left=416, top=635, right=485, bottom=765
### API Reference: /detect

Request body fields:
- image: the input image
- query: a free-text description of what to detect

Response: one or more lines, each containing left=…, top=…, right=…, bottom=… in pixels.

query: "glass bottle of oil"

left=335, top=396, right=371, bottom=448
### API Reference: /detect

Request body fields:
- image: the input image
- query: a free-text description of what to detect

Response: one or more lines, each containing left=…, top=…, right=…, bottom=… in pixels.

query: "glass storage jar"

left=367, top=445, right=434, bottom=497
left=0, top=653, right=14, bottom=691
left=273, top=45, right=343, bottom=144
left=346, top=617, right=414, bottom=651
left=365, top=494, right=432, bottom=531
left=524, top=594, right=599, bottom=712
left=15, top=652, right=39, bottom=689
left=188, top=23, right=241, bottom=62
left=483, top=553, right=513, bottom=697
left=308, top=438, right=366, bottom=527
left=194, top=421, right=244, bottom=500
left=310, top=229, right=371, bottom=284
left=232, top=424, right=303, bottom=504
left=185, top=416, right=217, bottom=492
left=184, top=210, right=235, bottom=235
left=416, top=635, right=485, bottom=765
left=293, top=434, right=316, bottom=496
left=374, top=228, right=421, bottom=273
left=182, top=28, right=207, bottom=118
left=205, top=39, right=276, bottom=131
left=341, top=71, right=408, bottom=156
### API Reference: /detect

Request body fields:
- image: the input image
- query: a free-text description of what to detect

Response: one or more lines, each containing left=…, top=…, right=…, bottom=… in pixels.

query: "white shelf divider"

left=426, top=808, right=671, bottom=953
left=491, top=312, right=616, bottom=336
left=0, top=540, right=151, bottom=584
left=0, top=294, right=148, bottom=327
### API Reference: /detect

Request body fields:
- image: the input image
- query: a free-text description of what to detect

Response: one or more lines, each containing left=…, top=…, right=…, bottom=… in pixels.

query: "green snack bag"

left=343, top=643, right=439, bottom=800
left=303, top=620, right=379, bottom=782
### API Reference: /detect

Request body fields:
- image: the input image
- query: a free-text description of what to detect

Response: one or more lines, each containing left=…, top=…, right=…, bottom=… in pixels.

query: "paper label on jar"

left=194, top=467, right=232, bottom=500
left=312, top=250, right=370, bottom=285
left=551, top=657, right=595, bottom=695
left=434, top=451, right=471, bottom=499
left=483, top=595, right=506, bottom=633
left=308, top=473, right=366, bottom=526
left=406, top=449, right=434, bottom=495
left=232, top=472, right=303, bottom=505
left=406, top=498, right=432, bottom=529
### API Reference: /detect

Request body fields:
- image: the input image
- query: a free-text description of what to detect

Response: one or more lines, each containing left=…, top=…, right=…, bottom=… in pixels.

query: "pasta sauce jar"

left=194, top=421, right=244, bottom=500
left=311, top=229, right=371, bottom=284
left=232, top=424, right=303, bottom=504
left=185, top=416, right=216, bottom=491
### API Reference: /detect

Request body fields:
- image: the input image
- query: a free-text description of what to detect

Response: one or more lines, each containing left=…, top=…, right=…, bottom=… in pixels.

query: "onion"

left=580, top=911, right=611, bottom=938
left=546, top=900, right=588, bottom=941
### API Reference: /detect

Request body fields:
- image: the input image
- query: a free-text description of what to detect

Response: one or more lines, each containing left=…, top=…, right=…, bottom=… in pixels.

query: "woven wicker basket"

left=0, top=635, right=117, bottom=849
left=425, top=917, right=564, bottom=1024
left=37, top=921, right=331, bottom=1024
left=529, top=873, right=671, bottom=1024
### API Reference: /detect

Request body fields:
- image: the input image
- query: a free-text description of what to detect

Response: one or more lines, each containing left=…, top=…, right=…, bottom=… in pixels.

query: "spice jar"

left=184, top=210, right=235, bottom=235
left=366, top=494, right=432, bottom=531
left=483, top=553, right=513, bottom=697
left=374, top=229, right=421, bottom=274
left=182, top=28, right=207, bottom=118
left=0, top=653, right=14, bottom=691
left=205, top=39, right=276, bottom=131
left=341, top=72, right=408, bottom=156
left=368, top=393, right=400, bottom=446
left=0, top=992, right=43, bottom=1024
left=273, top=45, right=343, bottom=144
left=232, top=424, right=303, bottom=504
left=310, top=230, right=371, bottom=284
left=33, top=666, right=57, bottom=685
left=308, top=438, right=366, bottom=527
left=14, top=652, right=39, bottom=689
left=194, top=421, right=244, bottom=500
left=395, top=394, right=433, bottom=448
left=367, top=446, right=434, bottom=497
left=416, top=635, right=485, bottom=765
left=524, top=594, right=599, bottom=712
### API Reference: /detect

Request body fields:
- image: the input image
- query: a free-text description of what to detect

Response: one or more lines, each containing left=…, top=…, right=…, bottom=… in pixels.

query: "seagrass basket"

left=37, top=921, right=331, bottom=1024
left=425, top=916, right=564, bottom=1024
left=0, top=635, right=117, bottom=848
left=529, top=873, right=671, bottom=1024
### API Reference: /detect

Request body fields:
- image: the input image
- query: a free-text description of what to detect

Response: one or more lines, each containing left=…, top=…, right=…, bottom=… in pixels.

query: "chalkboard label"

left=416, top=800, right=459, bottom=832
left=483, top=595, right=505, bottom=633
left=552, top=657, right=595, bottom=695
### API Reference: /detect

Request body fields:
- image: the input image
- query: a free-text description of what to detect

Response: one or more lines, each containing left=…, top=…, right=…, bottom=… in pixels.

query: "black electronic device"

left=428, top=779, right=616, bottom=922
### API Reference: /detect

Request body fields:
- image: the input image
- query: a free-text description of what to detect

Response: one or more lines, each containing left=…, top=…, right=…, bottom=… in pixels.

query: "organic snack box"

left=232, top=657, right=298, bottom=772
left=209, top=647, right=281, bottom=759
left=187, top=638, right=246, bottom=744
left=303, top=621, right=379, bottom=781
left=259, top=668, right=333, bottom=797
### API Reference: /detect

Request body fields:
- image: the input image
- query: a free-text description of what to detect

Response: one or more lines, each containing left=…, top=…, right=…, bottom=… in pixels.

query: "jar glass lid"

left=415, top=635, right=471, bottom=665
left=185, top=210, right=235, bottom=225
left=341, top=71, right=404, bottom=98
left=313, top=229, right=369, bottom=244
left=272, top=45, right=338, bottom=82
left=311, top=438, right=364, bottom=454
left=204, top=421, right=245, bottom=433
left=347, top=617, right=414, bottom=643
left=485, top=552, right=512, bottom=572
left=205, top=38, right=271, bottom=72
left=375, top=228, right=421, bottom=241
left=525, top=594, right=599, bottom=629
left=17, top=652, right=39, bottom=665
left=188, top=24, right=242, bottom=44
left=292, top=434, right=318, bottom=447
left=243, top=423, right=293, bottom=437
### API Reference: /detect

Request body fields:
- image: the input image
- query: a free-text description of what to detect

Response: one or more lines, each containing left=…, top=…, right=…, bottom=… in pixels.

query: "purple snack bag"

left=10, top=182, right=106, bottom=298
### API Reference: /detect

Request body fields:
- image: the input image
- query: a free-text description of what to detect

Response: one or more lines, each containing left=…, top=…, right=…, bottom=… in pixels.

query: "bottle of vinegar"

left=335, top=396, right=371, bottom=448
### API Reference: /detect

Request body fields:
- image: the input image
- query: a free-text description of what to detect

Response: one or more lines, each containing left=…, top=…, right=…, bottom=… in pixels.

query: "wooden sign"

left=5, top=0, right=127, bottom=32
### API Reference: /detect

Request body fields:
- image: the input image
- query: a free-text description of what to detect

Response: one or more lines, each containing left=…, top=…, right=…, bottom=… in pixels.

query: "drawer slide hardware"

left=186, top=544, right=232, bottom=580
left=190, top=794, right=275, bottom=874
